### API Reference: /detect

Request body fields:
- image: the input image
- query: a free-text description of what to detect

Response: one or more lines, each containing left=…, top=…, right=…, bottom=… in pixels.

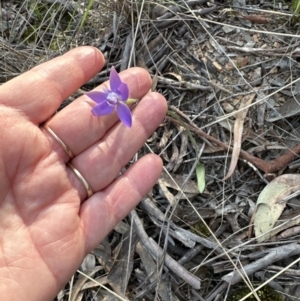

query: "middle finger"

left=44, top=67, right=152, bottom=161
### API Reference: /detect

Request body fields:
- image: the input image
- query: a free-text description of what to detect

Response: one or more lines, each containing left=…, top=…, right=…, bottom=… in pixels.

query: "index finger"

left=0, top=46, right=105, bottom=124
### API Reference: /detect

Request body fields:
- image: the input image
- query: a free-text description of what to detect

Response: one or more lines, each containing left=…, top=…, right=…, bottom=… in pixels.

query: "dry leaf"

left=163, top=72, right=182, bottom=82
left=254, top=174, right=300, bottom=242
left=158, top=178, right=176, bottom=206
left=135, top=242, right=181, bottom=301
left=266, top=94, right=300, bottom=122
left=173, top=128, right=188, bottom=172
left=223, top=93, right=255, bottom=180
left=107, top=230, right=137, bottom=296
left=160, top=172, right=199, bottom=196
left=80, top=254, right=96, bottom=272
left=70, top=267, right=103, bottom=301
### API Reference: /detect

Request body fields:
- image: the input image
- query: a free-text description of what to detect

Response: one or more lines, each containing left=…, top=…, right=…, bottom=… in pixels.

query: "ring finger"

left=67, top=92, right=167, bottom=200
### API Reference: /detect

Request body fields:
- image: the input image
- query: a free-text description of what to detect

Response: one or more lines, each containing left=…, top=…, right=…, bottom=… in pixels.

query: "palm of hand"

left=0, top=47, right=166, bottom=301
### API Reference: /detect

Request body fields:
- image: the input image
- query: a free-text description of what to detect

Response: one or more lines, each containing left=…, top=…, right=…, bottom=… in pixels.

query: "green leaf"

left=80, top=0, right=95, bottom=30
left=293, top=0, right=300, bottom=14
left=196, top=162, right=205, bottom=193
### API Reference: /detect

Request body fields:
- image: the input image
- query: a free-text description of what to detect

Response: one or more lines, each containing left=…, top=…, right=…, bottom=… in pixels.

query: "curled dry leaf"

left=163, top=72, right=182, bottom=82
left=158, top=171, right=200, bottom=206
left=254, top=174, right=300, bottom=243
left=159, top=172, right=199, bottom=195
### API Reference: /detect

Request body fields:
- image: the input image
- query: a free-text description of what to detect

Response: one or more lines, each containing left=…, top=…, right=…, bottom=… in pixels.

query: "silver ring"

left=43, top=125, right=74, bottom=159
left=67, top=163, right=93, bottom=198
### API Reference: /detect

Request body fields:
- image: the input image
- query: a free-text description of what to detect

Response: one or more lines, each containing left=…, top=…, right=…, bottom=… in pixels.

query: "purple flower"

left=86, top=67, right=132, bottom=127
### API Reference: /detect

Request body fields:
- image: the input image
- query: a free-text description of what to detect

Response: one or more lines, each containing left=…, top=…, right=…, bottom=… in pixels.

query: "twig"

left=140, top=198, right=223, bottom=252
left=226, top=44, right=300, bottom=57
left=222, top=243, right=300, bottom=284
left=130, top=210, right=201, bottom=289
left=206, top=243, right=300, bottom=301
left=166, top=115, right=300, bottom=174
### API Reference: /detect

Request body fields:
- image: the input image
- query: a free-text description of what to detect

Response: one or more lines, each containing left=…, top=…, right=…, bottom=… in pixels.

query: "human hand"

left=0, top=47, right=167, bottom=301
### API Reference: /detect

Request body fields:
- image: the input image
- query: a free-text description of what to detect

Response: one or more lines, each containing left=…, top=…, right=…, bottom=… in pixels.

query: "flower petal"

left=117, top=82, right=129, bottom=101
left=116, top=102, right=132, bottom=127
left=109, top=66, right=122, bottom=93
left=91, top=101, right=114, bottom=117
left=86, top=90, right=109, bottom=104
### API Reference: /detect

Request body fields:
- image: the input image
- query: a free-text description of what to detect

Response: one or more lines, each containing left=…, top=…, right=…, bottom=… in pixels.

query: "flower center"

left=107, top=92, right=120, bottom=106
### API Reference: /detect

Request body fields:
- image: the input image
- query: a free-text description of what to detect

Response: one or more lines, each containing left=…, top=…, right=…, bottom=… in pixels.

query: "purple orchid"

left=86, top=66, right=132, bottom=127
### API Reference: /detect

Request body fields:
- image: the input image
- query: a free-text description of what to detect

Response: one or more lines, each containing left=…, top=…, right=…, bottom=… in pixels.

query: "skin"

left=0, top=46, right=167, bottom=301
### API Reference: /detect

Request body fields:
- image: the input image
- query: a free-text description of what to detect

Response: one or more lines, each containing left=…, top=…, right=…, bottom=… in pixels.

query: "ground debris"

left=3, top=1, right=300, bottom=300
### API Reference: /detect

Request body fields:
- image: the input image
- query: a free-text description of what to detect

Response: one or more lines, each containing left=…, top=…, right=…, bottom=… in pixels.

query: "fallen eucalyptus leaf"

left=266, top=95, right=300, bottom=122
left=254, top=174, right=300, bottom=242
left=223, top=93, right=255, bottom=180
